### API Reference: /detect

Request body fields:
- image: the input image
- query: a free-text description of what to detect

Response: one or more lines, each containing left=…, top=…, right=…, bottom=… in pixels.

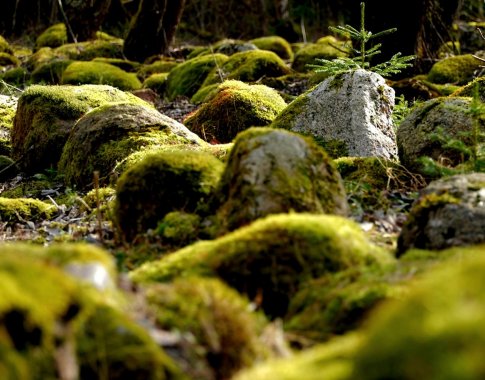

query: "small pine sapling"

left=309, top=2, right=415, bottom=77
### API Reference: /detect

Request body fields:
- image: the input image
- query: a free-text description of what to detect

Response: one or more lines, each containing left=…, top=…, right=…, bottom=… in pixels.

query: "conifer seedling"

left=309, top=2, right=415, bottom=77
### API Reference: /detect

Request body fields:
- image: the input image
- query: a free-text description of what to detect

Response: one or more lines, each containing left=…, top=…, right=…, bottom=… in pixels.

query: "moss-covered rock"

left=165, top=53, right=228, bottom=100
left=390, top=75, right=461, bottom=101
left=187, top=39, right=258, bottom=59
left=145, top=277, right=268, bottom=379
left=0, top=35, right=13, bottom=55
left=115, top=149, right=223, bottom=241
left=0, top=197, right=57, bottom=223
left=396, top=97, right=483, bottom=173
left=54, top=38, right=125, bottom=61
left=24, top=47, right=66, bottom=72
left=1, top=66, right=29, bottom=87
left=91, top=57, right=141, bottom=72
left=155, top=211, right=202, bottom=247
left=12, top=84, right=148, bottom=174
left=213, top=128, right=349, bottom=231
left=292, top=39, right=349, bottom=73
left=137, top=59, right=178, bottom=80
left=0, top=52, right=20, bottom=67
left=61, top=61, right=142, bottom=90
left=143, top=73, right=169, bottom=95
left=234, top=333, right=362, bottom=380
left=452, top=76, right=485, bottom=101
left=352, top=253, right=485, bottom=380
left=202, top=50, right=290, bottom=86
left=0, top=95, right=17, bottom=131
left=131, top=213, right=391, bottom=317
left=249, top=36, right=294, bottom=60
left=427, top=54, right=482, bottom=85
left=35, top=23, right=67, bottom=49
left=58, top=102, right=204, bottom=188
left=31, top=58, right=73, bottom=84
left=184, top=81, right=286, bottom=143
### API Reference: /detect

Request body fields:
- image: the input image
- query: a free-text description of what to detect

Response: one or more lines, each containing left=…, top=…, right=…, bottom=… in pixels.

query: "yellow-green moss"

left=292, top=40, right=349, bottom=72
left=353, top=253, right=485, bottom=379
left=35, top=23, right=67, bottom=49
left=0, top=178, right=55, bottom=199
left=427, top=54, right=482, bottom=85
left=31, top=58, right=73, bottom=84
left=249, top=36, right=294, bottom=60
left=156, top=211, right=202, bottom=246
left=61, top=61, right=142, bottom=90
left=0, top=53, right=19, bottom=67
left=145, top=277, right=268, bottom=379
left=202, top=50, right=290, bottom=86
left=0, top=197, right=57, bottom=222
left=234, top=333, right=362, bottom=380
left=115, top=149, right=224, bottom=241
left=54, top=39, right=124, bottom=61
left=137, top=59, right=178, bottom=80
left=187, top=39, right=258, bottom=59
left=142, top=72, right=169, bottom=94
left=91, top=57, right=141, bottom=72
left=0, top=97, right=16, bottom=131
left=184, top=80, right=287, bottom=143
left=131, top=213, right=392, bottom=317
left=12, top=84, right=148, bottom=174
left=165, top=53, right=228, bottom=100
left=1, top=67, right=29, bottom=87
left=452, top=76, right=485, bottom=101
left=0, top=35, right=13, bottom=55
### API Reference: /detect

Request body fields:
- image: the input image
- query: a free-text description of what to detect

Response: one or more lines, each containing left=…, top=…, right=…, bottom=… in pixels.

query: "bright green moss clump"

left=427, top=54, right=482, bottom=85
left=0, top=53, right=19, bottom=66
left=202, top=50, right=290, bottom=86
left=61, top=61, right=142, bottom=90
left=452, top=76, right=485, bottom=101
left=137, top=59, right=178, bottom=80
left=143, top=72, right=169, bottom=94
left=55, top=38, right=124, bottom=61
left=184, top=80, right=287, bottom=143
left=0, top=197, right=57, bottom=223
left=12, top=84, right=148, bottom=174
left=249, top=36, right=294, bottom=60
left=292, top=39, right=349, bottom=72
left=165, top=53, right=228, bottom=100
left=115, top=149, right=223, bottom=241
left=35, top=23, right=67, bottom=49
left=0, top=35, right=13, bottom=54
left=145, top=277, right=268, bottom=379
left=131, top=213, right=391, bottom=317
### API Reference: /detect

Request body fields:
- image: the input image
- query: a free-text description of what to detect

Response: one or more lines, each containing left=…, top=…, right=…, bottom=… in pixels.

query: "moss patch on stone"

left=137, top=59, right=178, bottom=80
left=1, top=66, right=29, bottom=87
left=249, top=36, right=294, bottom=60
left=0, top=197, right=57, bottom=223
left=0, top=52, right=20, bottom=67
left=143, top=73, right=169, bottom=95
left=54, top=38, right=124, bottom=61
left=184, top=80, right=286, bottom=143
left=131, top=213, right=391, bottom=317
left=292, top=40, right=349, bottom=73
left=31, top=58, right=73, bottom=84
left=36, top=23, right=67, bottom=49
left=427, top=54, right=482, bottom=85
left=452, top=76, right=485, bottom=101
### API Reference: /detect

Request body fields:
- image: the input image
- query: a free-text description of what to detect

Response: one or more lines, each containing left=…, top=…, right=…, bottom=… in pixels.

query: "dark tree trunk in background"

left=123, top=0, right=186, bottom=62
left=63, top=0, right=112, bottom=41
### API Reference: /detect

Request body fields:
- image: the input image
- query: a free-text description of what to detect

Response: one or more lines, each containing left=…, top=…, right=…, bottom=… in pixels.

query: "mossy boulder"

left=92, top=57, right=141, bottom=72
left=0, top=52, right=20, bottom=67
left=131, top=213, right=391, bottom=317
left=187, top=39, right=258, bottom=59
left=35, top=23, right=67, bottom=49
left=1, top=67, right=29, bottom=87
left=452, top=76, right=485, bottom=101
left=249, top=36, right=294, bottom=60
left=184, top=81, right=286, bottom=143
left=352, top=253, right=485, bottom=379
left=0, top=95, right=17, bottom=131
left=12, top=84, right=148, bottom=174
left=396, top=97, right=483, bottom=173
left=115, top=149, right=224, bottom=241
left=165, top=53, right=228, bottom=100
left=137, top=59, right=178, bottom=80
left=145, top=277, right=268, bottom=379
left=58, top=102, right=204, bottom=188
left=427, top=54, right=482, bottom=85
left=0, top=197, right=57, bottom=223
left=31, top=58, right=73, bottom=84
left=213, top=128, right=349, bottom=231
left=202, top=50, right=290, bottom=86
left=143, top=73, right=169, bottom=95
left=397, top=173, right=485, bottom=255
left=155, top=211, right=202, bottom=247
left=292, top=39, right=349, bottom=73
left=61, top=61, right=142, bottom=90
left=54, top=38, right=125, bottom=61
left=234, top=333, right=362, bottom=380
left=25, top=47, right=66, bottom=72
left=0, top=35, right=13, bottom=55
left=390, top=75, right=461, bottom=101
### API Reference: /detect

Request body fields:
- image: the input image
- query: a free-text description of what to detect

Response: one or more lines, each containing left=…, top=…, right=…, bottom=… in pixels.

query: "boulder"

left=11, top=84, right=148, bottom=174
left=59, top=102, right=204, bottom=188
left=249, top=36, right=294, bottom=60
left=427, top=54, right=482, bottom=85
left=271, top=69, right=397, bottom=160
left=292, top=37, right=349, bottom=72
left=184, top=81, right=287, bottom=143
left=397, top=97, right=482, bottom=173
left=397, top=173, right=485, bottom=255
left=35, top=23, right=67, bottom=49
left=213, top=128, right=349, bottom=231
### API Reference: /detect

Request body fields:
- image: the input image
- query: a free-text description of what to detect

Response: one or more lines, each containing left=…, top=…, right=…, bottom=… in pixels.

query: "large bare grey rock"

left=214, top=127, right=349, bottom=232
left=397, top=173, right=485, bottom=255
left=271, top=69, right=397, bottom=159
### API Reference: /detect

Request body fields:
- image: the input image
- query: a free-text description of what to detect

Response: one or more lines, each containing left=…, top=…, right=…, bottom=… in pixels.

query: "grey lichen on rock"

left=271, top=69, right=397, bottom=160
left=213, top=127, right=349, bottom=232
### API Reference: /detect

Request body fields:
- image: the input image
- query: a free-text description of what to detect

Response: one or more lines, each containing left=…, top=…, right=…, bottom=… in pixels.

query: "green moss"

left=31, top=58, right=73, bottom=84
left=353, top=253, right=485, bottom=379
left=131, top=213, right=392, bottom=317
left=0, top=197, right=57, bottom=222
left=0, top=53, right=19, bottom=67
left=184, top=80, right=287, bottom=143
left=165, top=53, right=228, bottom=100
left=76, top=305, right=184, bottom=380
left=452, top=76, right=485, bottom=101
left=142, top=72, right=169, bottom=94
left=54, top=39, right=124, bottom=61
left=249, top=36, right=294, bottom=60
left=0, top=35, right=13, bottom=55
left=1, top=67, right=29, bottom=87
left=156, top=211, right=201, bottom=246
left=187, top=39, right=258, bottom=59
left=25, top=47, right=62, bottom=72
left=35, top=23, right=67, bottom=49
left=0, top=97, right=16, bottom=131
left=234, top=333, right=362, bottom=380
left=270, top=93, right=311, bottom=130
left=1, top=178, right=54, bottom=199
left=92, top=57, right=141, bottom=72
left=202, top=50, right=290, bottom=87
left=12, top=84, right=148, bottom=174
left=115, top=149, right=224, bottom=241
left=292, top=41, right=349, bottom=73
left=427, top=54, right=482, bottom=85
left=145, top=277, right=268, bottom=379
left=61, top=61, right=142, bottom=90
left=137, top=59, right=178, bottom=80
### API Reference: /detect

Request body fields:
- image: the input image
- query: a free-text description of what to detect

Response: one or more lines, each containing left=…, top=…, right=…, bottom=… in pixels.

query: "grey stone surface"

left=272, top=69, right=397, bottom=159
